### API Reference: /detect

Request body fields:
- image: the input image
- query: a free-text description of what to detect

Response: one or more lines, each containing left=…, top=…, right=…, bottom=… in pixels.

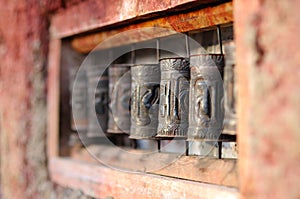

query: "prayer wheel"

left=69, top=67, right=88, bottom=132
left=107, top=65, right=131, bottom=134
left=223, top=42, right=237, bottom=135
left=86, top=66, right=109, bottom=138
left=129, top=64, right=160, bottom=139
left=156, top=58, right=190, bottom=139
left=188, top=54, right=225, bottom=141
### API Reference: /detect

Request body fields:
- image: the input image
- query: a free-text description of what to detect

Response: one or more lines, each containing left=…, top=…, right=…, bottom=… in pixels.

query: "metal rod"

left=156, top=38, right=160, bottom=63
left=217, top=25, right=223, bottom=159
left=157, top=140, right=161, bottom=152
left=131, top=44, right=136, bottom=65
left=218, top=141, right=222, bottom=159
left=131, top=139, right=137, bottom=149
left=216, top=25, right=223, bottom=55
left=185, top=141, right=189, bottom=156
left=185, top=33, right=190, bottom=58
left=108, top=49, right=113, bottom=65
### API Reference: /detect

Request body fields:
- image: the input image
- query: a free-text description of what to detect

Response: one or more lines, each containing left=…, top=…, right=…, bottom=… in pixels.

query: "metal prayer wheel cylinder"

left=188, top=54, right=225, bottom=141
left=129, top=64, right=160, bottom=139
left=107, top=65, right=131, bottom=134
left=69, top=68, right=88, bottom=131
left=223, top=43, right=237, bottom=135
left=86, top=66, right=109, bottom=137
left=157, top=58, right=190, bottom=138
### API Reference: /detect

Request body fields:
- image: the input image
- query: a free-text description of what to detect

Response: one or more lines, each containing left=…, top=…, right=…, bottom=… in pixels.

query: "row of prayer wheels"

left=70, top=42, right=236, bottom=144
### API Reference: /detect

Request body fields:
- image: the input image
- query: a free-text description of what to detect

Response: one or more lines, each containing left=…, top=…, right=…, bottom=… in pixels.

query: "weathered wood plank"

left=71, top=2, right=233, bottom=53
left=50, top=0, right=226, bottom=38
left=153, top=156, right=238, bottom=187
left=70, top=145, right=238, bottom=187
left=50, top=157, right=239, bottom=199
left=47, top=39, right=61, bottom=158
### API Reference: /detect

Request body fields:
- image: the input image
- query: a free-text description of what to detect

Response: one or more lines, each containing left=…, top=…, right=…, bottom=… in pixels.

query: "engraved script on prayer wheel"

left=188, top=54, right=224, bottom=141
left=223, top=43, right=237, bottom=135
left=86, top=66, right=109, bottom=138
left=129, top=64, right=160, bottom=139
left=69, top=67, right=88, bottom=132
left=157, top=58, right=190, bottom=138
left=107, top=65, right=131, bottom=134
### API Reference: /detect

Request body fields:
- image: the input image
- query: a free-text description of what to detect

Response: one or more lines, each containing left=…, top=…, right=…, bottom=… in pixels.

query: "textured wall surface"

left=0, top=0, right=93, bottom=199
left=0, top=0, right=300, bottom=198
left=235, top=0, right=300, bottom=198
left=0, top=0, right=52, bottom=198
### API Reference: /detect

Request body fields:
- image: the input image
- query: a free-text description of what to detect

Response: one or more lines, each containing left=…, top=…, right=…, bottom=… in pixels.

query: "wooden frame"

left=47, top=1, right=239, bottom=198
left=70, top=145, right=238, bottom=187
left=47, top=38, right=61, bottom=158
left=50, top=157, right=238, bottom=198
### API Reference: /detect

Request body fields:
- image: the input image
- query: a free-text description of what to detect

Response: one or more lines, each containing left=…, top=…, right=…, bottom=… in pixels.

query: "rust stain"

left=71, top=2, right=233, bottom=53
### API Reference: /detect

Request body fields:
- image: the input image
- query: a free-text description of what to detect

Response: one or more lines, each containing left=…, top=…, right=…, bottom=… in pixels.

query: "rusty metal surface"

left=157, top=58, right=190, bottom=138
left=107, top=65, right=131, bottom=134
left=86, top=66, right=109, bottom=138
left=70, top=2, right=233, bottom=53
left=129, top=64, right=160, bottom=139
left=223, top=42, right=237, bottom=135
left=69, top=67, right=88, bottom=132
left=188, top=54, right=225, bottom=141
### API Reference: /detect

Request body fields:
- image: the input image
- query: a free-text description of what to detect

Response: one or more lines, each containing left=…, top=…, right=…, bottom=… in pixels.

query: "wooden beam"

left=50, top=157, right=239, bottom=199
left=71, top=145, right=238, bottom=187
left=50, top=0, right=226, bottom=38
left=71, top=2, right=233, bottom=53
left=47, top=39, right=61, bottom=158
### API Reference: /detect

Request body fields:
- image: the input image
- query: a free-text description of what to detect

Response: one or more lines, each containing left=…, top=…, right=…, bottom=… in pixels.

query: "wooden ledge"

left=69, top=145, right=238, bottom=187
left=50, top=157, right=238, bottom=198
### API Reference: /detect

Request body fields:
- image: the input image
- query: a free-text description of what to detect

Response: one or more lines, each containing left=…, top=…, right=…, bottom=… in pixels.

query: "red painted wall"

left=235, top=0, right=300, bottom=198
left=0, top=0, right=60, bottom=198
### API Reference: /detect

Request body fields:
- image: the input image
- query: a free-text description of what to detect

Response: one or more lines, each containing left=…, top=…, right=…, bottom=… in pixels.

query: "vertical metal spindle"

left=185, top=33, right=190, bottom=59
left=185, top=33, right=190, bottom=156
left=217, top=25, right=223, bottom=158
left=157, top=140, right=161, bottom=152
left=218, top=141, right=222, bottom=159
left=185, top=141, right=189, bottom=156
left=156, top=39, right=161, bottom=153
left=156, top=39, right=160, bottom=64
left=217, top=25, right=223, bottom=55
left=131, top=44, right=136, bottom=65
